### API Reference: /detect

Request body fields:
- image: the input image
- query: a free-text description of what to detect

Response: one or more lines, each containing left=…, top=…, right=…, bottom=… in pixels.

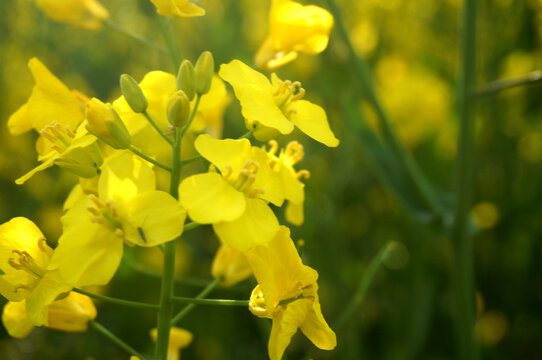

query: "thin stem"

left=183, top=222, right=201, bottom=231
left=325, top=0, right=445, bottom=219
left=171, top=277, right=222, bottom=326
left=473, top=70, right=542, bottom=98
left=158, top=16, right=182, bottom=70
left=179, top=95, right=201, bottom=139
left=335, top=243, right=392, bottom=329
left=129, top=145, right=172, bottom=172
left=74, top=288, right=159, bottom=310
left=172, top=297, right=249, bottom=306
left=238, top=131, right=253, bottom=139
left=105, top=19, right=168, bottom=54
left=89, top=320, right=149, bottom=360
left=452, top=0, right=478, bottom=359
left=143, top=110, right=174, bottom=145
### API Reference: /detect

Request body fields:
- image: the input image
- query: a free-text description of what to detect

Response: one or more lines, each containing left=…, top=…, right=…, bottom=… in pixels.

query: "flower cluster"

left=2, top=1, right=338, bottom=359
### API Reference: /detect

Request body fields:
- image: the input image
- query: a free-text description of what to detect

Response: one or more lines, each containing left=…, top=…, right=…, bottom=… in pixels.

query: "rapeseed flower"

left=255, top=0, right=333, bottom=70
left=219, top=60, right=339, bottom=146
left=149, top=0, right=205, bottom=18
left=246, top=226, right=336, bottom=360
left=34, top=0, right=109, bottom=29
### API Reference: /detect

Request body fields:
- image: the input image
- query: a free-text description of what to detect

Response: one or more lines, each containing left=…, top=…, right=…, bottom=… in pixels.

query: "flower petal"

left=194, top=134, right=252, bottom=174
left=300, top=297, right=337, bottom=350
left=268, top=299, right=312, bottom=360
left=289, top=100, right=339, bottom=147
left=213, top=198, right=279, bottom=251
left=179, top=172, right=246, bottom=224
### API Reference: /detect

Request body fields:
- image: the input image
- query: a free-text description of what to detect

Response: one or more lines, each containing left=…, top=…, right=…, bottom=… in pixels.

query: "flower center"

left=266, top=140, right=311, bottom=179
left=272, top=79, right=305, bottom=117
left=40, top=121, right=76, bottom=153
left=86, top=195, right=124, bottom=237
left=222, top=160, right=265, bottom=198
left=7, top=238, right=52, bottom=280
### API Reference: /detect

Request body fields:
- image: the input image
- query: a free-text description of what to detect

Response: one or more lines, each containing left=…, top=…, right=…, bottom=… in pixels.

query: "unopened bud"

left=46, top=292, right=97, bottom=332
left=167, top=91, right=191, bottom=128
left=194, top=51, right=214, bottom=95
left=86, top=98, right=131, bottom=149
left=177, top=60, right=195, bottom=100
left=120, top=74, right=148, bottom=113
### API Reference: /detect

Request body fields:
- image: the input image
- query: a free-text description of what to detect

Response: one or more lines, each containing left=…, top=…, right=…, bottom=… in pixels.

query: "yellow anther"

left=222, top=165, right=233, bottom=179
left=296, top=170, right=311, bottom=179
left=285, top=141, right=304, bottom=164
left=38, top=238, right=54, bottom=257
left=291, top=87, right=305, bottom=101
left=267, top=140, right=279, bottom=156
left=285, top=108, right=297, bottom=117
left=9, top=250, right=47, bottom=278
left=89, top=195, right=104, bottom=208
left=106, top=199, right=117, bottom=217
left=242, top=160, right=259, bottom=174
left=91, top=217, right=104, bottom=224
left=248, top=188, right=265, bottom=198
left=115, top=228, right=124, bottom=237
left=86, top=206, right=100, bottom=216
left=13, top=284, right=30, bottom=293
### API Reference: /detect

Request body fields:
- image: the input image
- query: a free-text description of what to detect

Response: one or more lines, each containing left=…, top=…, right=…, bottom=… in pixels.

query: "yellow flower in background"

left=34, top=0, right=109, bottom=29
left=190, top=75, right=231, bottom=139
left=49, top=152, right=186, bottom=291
left=245, top=226, right=336, bottom=360
left=8, top=58, right=85, bottom=136
left=2, top=292, right=97, bottom=338
left=264, top=140, right=309, bottom=225
left=179, top=134, right=281, bottom=250
left=219, top=60, right=339, bottom=147
left=150, top=0, right=205, bottom=18
left=255, top=0, right=333, bottom=70
left=211, top=243, right=252, bottom=286
left=150, top=327, right=193, bottom=360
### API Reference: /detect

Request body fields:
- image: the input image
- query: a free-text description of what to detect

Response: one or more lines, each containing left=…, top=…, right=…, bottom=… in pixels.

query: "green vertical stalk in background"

left=158, top=16, right=182, bottom=70
left=452, top=0, right=478, bottom=359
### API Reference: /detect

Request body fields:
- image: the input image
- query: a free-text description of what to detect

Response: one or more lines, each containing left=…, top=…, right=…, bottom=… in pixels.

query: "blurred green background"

left=1, top=0, right=541, bottom=359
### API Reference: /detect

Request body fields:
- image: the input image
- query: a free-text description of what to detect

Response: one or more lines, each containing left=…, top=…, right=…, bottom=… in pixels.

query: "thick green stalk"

left=158, top=16, right=181, bottom=70
left=89, top=320, right=150, bottom=360
left=452, top=0, right=478, bottom=359
left=172, top=297, right=249, bottom=306
left=73, top=288, right=159, bottom=310
left=325, top=0, right=444, bottom=219
left=105, top=19, right=167, bottom=54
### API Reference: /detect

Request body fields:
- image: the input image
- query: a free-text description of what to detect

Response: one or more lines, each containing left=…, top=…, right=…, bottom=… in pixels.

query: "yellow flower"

left=0, top=217, right=73, bottom=326
left=255, top=0, right=333, bottom=70
left=179, top=134, right=282, bottom=251
left=35, top=0, right=109, bottom=29
left=2, top=292, right=97, bottom=338
left=245, top=226, right=336, bottom=360
left=264, top=140, right=310, bottom=225
left=49, top=152, right=186, bottom=290
left=150, top=327, right=193, bottom=360
left=8, top=58, right=85, bottom=136
left=211, top=243, right=252, bottom=287
left=149, top=0, right=205, bottom=18
left=219, top=60, right=339, bottom=146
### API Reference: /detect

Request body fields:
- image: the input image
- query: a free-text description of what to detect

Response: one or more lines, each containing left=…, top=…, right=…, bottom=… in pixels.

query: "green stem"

left=73, top=288, right=159, bottom=310
left=179, top=95, right=201, bottom=139
left=129, top=145, right=172, bottom=172
left=325, top=0, right=445, bottom=219
left=183, top=222, right=201, bottom=231
left=158, top=16, right=182, bottom=70
left=238, top=131, right=253, bottom=139
left=143, top=110, right=174, bottom=145
left=335, top=242, right=392, bottom=329
left=104, top=19, right=167, bottom=54
left=171, top=277, right=222, bottom=326
left=172, top=297, right=249, bottom=306
left=451, top=0, right=478, bottom=359
left=473, top=70, right=542, bottom=98
left=89, top=320, right=149, bottom=360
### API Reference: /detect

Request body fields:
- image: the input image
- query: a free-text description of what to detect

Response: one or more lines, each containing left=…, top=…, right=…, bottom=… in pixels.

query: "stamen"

left=38, top=238, right=54, bottom=257
left=50, top=144, right=64, bottom=153
left=106, top=200, right=117, bottom=217
left=248, top=188, right=265, bottom=198
left=291, top=87, right=305, bottom=101
left=296, top=170, right=311, bottom=179
left=90, top=195, right=104, bottom=208
left=115, top=228, right=124, bottom=237
left=285, top=108, right=297, bottom=117
left=267, top=140, right=279, bottom=156
left=86, top=206, right=100, bottom=216
left=91, top=217, right=104, bottom=224
left=222, top=165, right=233, bottom=179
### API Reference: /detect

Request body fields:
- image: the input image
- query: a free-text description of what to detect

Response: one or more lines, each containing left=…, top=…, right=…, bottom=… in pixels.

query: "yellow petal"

left=46, top=292, right=97, bottom=332
left=120, top=191, right=186, bottom=247
left=195, top=134, right=252, bottom=174
left=7, top=103, right=32, bottom=135
left=99, top=152, right=156, bottom=203
left=213, top=198, right=279, bottom=251
left=179, top=172, right=246, bottom=224
left=219, top=60, right=273, bottom=91
left=289, top=100, right=339, bottom=147
left=25, top=270, right=73, bottom=326
left=35, top=0, right=109, bottom=29
left=285, top=201, right=304, bottom=226
left=2, top=301, right=35, bottom=338
left=211, top=243, right=252, bottom=287
left=250, top=147, right=284, bottom=206
left=300, top=298, right=337, bottom=350
left=268, top=299, right=312, bottom=360
left=149, top=0, right=205, bottom=17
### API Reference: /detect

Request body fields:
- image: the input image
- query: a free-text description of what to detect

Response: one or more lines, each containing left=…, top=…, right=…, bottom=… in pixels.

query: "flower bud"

left=46, top=292, right=97, bottom=332
left=86, top=98, right=131, bottom=149
left=194, top=51, right=214, bottom=95
left=120, top=74, right=148, bottom=113
left=177, top=60, right=195, bottom=100
left=167, top=91, right=190, bottom=128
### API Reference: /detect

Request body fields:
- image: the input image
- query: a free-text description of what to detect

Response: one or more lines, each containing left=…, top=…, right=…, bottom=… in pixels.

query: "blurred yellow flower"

left=211, top=243, right=252, bottom=286
left=150, top=0, right=205, bottom=18
left=219, top=60, right=339, bottom=146
left=1, top=292, right=96, bottom=338
left=245, top=226, right=336, bottom=360
left=255, top=0, right=333, bottom=70
left=150, top=327, right=193, bottom=360
left=35, top=0, right=109, bottom=29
